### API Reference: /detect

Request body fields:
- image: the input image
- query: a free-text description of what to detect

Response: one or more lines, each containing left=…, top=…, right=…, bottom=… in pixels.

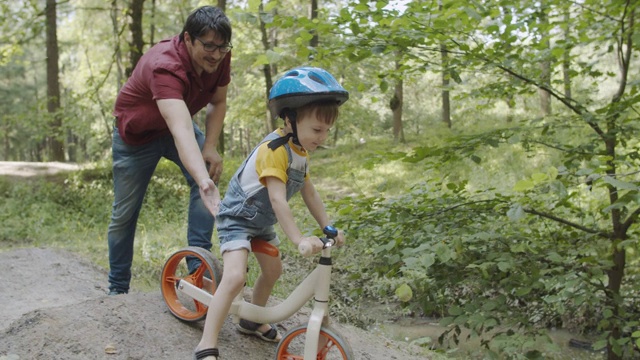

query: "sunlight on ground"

left=350, top=161, right=416, bottom=196
left=0, top=161, right=81, bottom=177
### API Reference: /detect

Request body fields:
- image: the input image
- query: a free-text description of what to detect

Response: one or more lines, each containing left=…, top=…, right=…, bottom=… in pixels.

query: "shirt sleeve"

left=255, top=143, right=289, bottom=186
left=150, top=68, right=185, bottom=101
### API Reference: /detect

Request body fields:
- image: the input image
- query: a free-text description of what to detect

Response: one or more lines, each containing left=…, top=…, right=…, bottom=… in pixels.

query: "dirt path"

left=0, top=161, right=80, bottom=178
left=0, top=248, right=427, bottom=360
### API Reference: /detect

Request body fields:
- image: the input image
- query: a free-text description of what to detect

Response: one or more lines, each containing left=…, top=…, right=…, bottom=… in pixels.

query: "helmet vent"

left=308, top=72, right=325, bottom=85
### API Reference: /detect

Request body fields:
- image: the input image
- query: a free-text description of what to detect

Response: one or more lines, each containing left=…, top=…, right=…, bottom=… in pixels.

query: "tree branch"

left=523, top=207, right=611, bottom=238
left=620, top=206, right=640, bottom=234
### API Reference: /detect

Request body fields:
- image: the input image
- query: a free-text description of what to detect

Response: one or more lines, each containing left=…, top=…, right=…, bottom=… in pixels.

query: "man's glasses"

left=195, top=37, right=233, bottom=54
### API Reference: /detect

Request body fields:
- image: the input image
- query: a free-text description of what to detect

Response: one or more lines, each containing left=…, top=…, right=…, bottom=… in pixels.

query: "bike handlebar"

left=298, top=237, right=334, bottom=257
left=298, top=225, right=339, bottom=257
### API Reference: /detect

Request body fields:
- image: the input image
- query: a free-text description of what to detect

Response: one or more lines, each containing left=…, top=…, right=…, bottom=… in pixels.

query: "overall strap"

left=233, top=131, right=290, bottom=181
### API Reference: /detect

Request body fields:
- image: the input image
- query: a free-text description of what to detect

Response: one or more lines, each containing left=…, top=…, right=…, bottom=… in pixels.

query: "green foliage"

left=2, top=0, right=640, bottom=358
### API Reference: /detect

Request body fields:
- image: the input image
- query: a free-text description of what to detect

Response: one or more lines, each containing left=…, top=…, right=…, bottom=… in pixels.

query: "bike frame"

left=176, top=245, right=334, bottom=359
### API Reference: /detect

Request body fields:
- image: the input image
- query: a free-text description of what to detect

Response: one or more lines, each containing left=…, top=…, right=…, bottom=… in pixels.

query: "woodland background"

left=1, top=0, right=640, bottom=359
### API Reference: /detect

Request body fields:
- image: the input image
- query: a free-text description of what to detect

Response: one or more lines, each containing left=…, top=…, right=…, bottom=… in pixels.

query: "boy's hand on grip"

left=298, top=236, right=324, bottom=257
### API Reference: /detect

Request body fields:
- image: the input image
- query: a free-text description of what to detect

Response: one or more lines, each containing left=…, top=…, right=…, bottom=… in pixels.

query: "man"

left=107, top=6, right=231, bottom=295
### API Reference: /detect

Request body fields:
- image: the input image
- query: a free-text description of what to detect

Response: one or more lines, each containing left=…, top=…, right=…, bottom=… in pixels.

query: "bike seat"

left=251, top=238, right=280, bottom=258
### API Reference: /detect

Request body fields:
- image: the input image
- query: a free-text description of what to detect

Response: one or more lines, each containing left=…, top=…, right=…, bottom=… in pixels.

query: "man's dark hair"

left=180, top=6, right=232, bottom=44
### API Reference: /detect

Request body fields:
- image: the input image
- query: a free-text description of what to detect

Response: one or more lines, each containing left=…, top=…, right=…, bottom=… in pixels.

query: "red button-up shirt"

left=113, top=35, right=231, bottom=145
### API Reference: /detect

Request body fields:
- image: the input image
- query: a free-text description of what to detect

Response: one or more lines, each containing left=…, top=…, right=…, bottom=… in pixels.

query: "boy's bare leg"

left=196, top=250, right=249, bottom=352
left=250, top=251, right=283, bottom=334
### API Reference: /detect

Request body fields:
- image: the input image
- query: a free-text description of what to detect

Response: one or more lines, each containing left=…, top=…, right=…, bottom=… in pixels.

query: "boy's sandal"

left=237, top=319, right=282, bottom=342
left=194, top=348, right=219, bottom=360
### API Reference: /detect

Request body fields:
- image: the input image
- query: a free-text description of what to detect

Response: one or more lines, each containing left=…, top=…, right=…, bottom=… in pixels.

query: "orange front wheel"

left=275, top=324, right=354, bottom=360
left=160, top=246, right=222, bottom=322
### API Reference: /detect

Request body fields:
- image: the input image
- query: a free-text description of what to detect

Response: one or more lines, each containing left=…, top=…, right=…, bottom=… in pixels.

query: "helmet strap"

left=267, top=109, right=300, bottom=151
left=287, top=110, right=301, bottom=146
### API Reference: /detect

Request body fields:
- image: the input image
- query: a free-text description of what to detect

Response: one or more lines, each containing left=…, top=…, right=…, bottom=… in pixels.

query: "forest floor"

left=0, top=161, right=429, bottom=360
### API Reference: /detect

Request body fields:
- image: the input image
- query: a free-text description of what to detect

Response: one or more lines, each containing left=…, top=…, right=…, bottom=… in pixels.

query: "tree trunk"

left=439, top=1, right=451, bottom=128
left=391, top=54, right=404, bottom=143
left=562, top=9, right=572, bottom=99
left=605, top=135, right=625, bottom=360
left=217, top=0, right=226, bottom=154
left=111, top=0, right=124, bottom=91
left=309, top=0, right=318, bottom=49
left=539, top=61, right=552, bottom=115
left=505, top=94, right=515, bottom=122
left=259, top=3, right=276, bottom=131
left=538, top=3, right=552, bottom=116
left=46, top=0, right=64, bottom=161
left=108, top=0, right=124, bottom=141
left=149, top=0, right=156, bottom=45
left=125, top=0, right=145, bottom=78
left=441, top=43, right=451, bottom=128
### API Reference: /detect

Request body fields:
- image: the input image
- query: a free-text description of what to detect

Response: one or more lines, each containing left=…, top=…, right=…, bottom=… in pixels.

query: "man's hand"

left=199, top=178, right=220, bottom=216
left=203, top=148, right=223, bottom=184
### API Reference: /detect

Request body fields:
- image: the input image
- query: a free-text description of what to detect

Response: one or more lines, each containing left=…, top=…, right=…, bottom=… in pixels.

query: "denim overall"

left=217, top=131, right=306, bottom=254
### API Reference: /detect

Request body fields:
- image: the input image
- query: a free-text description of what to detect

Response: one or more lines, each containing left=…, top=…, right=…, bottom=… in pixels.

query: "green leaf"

left=380, top=80, right=389, bottom=92
left=422, top=253, right=436, bottom=268
left=497, top=261, right=511, bottom=272
left=483, top=318, right=498, bottom=329
left=450, top=69, right=462, bottom=84
left=548, top=252, right=563, bottom=263
left=507, top=204, right=525, bottom=221
left=248, top=0, right=261, bottom=12
left=482, top=300, right=498, bottom=311
left=298, top=31, right=313, bottom=41
left=252, top=54, right=269, bottom=67
left=435, top=243, right=454, bottom=262
left=603, top=176, right=638, bottom=190
left=448, top=305, right=463, bottom=316
left=354, top=4, right=369, bottom=12
left=551, top=47, right=565, bottom=58
left=516, top=287, right=532, bottom=296
left=513, top=179, right=534, bottom=192
left=265, top=50, right=282, bottom=63
left=395, top=283, right=413, bottom=302
left=264, top=2, right=278, bottom=12
left=592, top=339, right=607, bottom=350
left=440, top=317, right=454, bottom=327
left=463, top=7, right=482, bottom=21
left=531, top=173, right=547, bottom=183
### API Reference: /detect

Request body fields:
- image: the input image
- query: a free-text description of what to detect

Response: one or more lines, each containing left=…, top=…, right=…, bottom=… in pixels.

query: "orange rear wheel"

left=160, top=246, right=222, bottom=322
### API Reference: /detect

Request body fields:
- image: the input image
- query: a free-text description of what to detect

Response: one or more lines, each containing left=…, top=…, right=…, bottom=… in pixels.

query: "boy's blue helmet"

left=268, top=67, right=349, bottom=119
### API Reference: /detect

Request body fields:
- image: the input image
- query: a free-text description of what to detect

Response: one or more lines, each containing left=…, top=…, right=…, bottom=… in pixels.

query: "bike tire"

left=275, top=323, right=354, bottom=360
left=160, top=246, right=222, bottom=322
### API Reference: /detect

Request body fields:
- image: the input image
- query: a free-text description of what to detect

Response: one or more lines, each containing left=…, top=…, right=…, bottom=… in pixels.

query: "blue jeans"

left=107, top=125, right=214, bottom=293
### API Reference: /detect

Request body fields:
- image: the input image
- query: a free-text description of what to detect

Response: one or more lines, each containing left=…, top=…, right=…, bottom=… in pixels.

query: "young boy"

left=193, top=66, right=348, bottom=360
